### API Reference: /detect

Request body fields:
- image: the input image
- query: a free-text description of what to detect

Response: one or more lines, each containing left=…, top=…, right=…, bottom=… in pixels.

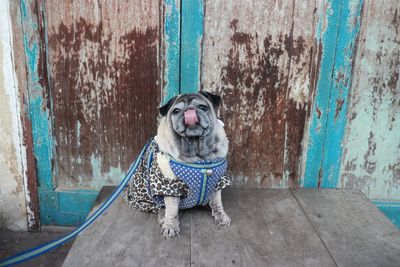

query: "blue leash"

left=0, top=142, right=149, bottom=266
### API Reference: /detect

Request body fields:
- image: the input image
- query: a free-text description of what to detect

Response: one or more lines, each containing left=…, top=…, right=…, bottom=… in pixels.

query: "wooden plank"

left=62, top=196, right=191, bottom=267
left=301, top=0, right=344, bottom=188
left=339, top=0, right=400, bottom=200
left=292, top=189, right=400, bottom=267
left=319, top=0, right=363, bottom=188
left=162, top=0, right=181, bottom=103
left=201, top=0, right=317, bottom=187
left=44, top=0, right=160, bottom=190
left=190, top=188, right=336, bottom=267
left=19, top=0, right=55, bottom=226
left=8, top=0, right=41, bottom=231
left=180, top=0, right=203, bottom=93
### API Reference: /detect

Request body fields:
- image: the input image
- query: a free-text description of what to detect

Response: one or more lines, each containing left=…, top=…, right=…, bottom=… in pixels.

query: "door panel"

left=339, top=0, right=400, bottom=200
left=202, top=0, right=318, bottom=187
left=45, top=0, right=161, bottom=190
left=20, top=0, right=370, bottom=226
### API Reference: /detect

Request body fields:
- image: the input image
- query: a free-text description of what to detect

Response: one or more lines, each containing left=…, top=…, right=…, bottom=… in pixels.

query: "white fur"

left=160, top=196, right=180, bottom=239
left=155, top=121, right=181, bottom=160
left=209, top=190, right=231, bottom=226
left=156, top=152, right=176, bottom=180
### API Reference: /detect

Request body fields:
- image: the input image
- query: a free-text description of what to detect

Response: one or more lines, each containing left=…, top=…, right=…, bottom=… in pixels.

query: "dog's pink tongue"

left=184, top=109, right=198, bottom=126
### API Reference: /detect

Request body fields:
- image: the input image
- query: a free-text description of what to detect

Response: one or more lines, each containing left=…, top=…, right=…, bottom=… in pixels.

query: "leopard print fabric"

left=125, top=139, right=230, bottom=213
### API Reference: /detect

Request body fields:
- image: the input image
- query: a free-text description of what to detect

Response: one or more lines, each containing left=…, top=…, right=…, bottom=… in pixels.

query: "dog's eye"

left=199, top=105, right=208, bottom=111
left=172, top=108, right=180, bottom=114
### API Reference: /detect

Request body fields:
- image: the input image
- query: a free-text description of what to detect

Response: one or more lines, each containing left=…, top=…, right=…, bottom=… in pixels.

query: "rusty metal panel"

left=202, top=0, right=318, bottom=187
left=44, top=0, right=161, bottom=190
left=339, top=0, right=400, bottom=200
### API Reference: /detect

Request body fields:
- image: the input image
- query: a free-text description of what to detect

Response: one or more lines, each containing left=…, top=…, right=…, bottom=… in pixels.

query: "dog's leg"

left=209, top=190, right=231, bottom=226
left=160, top=196, right=180, bottom=239
left=156, top=152, right=181, bottom=238
left=157, top=208, right=165, bottom=226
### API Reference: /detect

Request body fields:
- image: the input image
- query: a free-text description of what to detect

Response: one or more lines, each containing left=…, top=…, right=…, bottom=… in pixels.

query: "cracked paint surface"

left=202, top=0, right=318, bottom=188
left=340, top=1, right=400, bottom=200
left=45, top=0, right=160, bottom=190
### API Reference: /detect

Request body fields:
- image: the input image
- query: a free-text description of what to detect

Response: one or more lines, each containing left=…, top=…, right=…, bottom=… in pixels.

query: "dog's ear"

left=200, top=91, right=221, bottom=109
left=159, top=96, right=177, bottom=116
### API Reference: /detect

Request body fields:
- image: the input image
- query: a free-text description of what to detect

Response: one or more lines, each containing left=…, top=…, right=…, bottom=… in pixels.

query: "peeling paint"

left=202, top=0, right=316, bottom=187
left=44, top=1, right=160, bottom=190
left=162, top=0, right=180, bottom=102
left=340, top=1, right=400, bottom=200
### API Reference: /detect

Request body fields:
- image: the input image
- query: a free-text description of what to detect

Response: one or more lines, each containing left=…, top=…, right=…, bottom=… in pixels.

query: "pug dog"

left=125, top=91, right=231, bottom=239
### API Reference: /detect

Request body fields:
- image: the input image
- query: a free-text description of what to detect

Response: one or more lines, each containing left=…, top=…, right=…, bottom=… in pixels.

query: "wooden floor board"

left=190, top=189, right=336, bottom=267
left=291, top=189, right=400, bottom=267
left=63, top=187, right=400, bottom=267
left=62, top=196, right=191, bottom=267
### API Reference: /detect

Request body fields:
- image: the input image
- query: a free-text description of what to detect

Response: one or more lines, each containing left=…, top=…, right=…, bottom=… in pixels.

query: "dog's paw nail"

left=215, top=213, right=231, bottom=227
left=160, top=222, right=180, bottom=239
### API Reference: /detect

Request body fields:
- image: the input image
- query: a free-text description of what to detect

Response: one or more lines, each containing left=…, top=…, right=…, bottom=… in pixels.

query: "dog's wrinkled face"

left=159, top=92, right=221, bottom=138
left=169, top=94, right=215, bottom=138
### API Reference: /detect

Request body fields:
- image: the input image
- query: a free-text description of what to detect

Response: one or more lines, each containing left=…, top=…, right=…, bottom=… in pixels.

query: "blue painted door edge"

left=373, top=200, right=400, bottom=230
left=180, top=0, right=203, bottom=94
left=320, top=0, right=363, bottom=188
left=163, top=0, right=181, bottom=103
left=162, top=0, right=203, bottom=102
left=301, top=0, right=363, bottom=188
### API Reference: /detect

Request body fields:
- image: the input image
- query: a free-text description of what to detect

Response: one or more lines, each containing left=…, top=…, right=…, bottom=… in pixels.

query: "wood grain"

left=64, top=187, right=400, bottom=266
left=201, top=0, right=319, bottom=187
left=62, top=196, right=191, bottom=267
left=44, top=0, right=161, bottom=190
left=292, top=189, right=400, bottom=267
left=339, top=0, right=400, bottom=200
left=190, top=189, right=336, bottom=267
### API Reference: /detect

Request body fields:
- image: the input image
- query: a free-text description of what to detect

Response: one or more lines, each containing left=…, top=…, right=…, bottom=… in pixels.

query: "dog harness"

left=125, top=139, right=230, bottom=212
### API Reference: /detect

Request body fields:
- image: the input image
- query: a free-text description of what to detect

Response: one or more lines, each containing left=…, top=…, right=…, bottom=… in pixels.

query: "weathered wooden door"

left=200, top=0, right=363, bottom=191
left=21, top=0, right=165, bottom=226
left=21, top=0, right=371, bottom=228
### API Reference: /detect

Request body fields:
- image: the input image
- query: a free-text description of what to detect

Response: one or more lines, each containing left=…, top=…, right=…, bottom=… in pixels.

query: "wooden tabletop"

left=63, top=188, right=400, bottom=267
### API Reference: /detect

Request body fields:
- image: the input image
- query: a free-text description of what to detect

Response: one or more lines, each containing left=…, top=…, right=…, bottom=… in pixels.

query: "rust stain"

left=387, top=70, right=399, bottom=93
left=363, top=132, right=377, bottom=174
left=387, top=160, right=400, bottom=186
left=316, top=106, right=322, bottom=119
left=308, top=41, right=323, bottom=119
left=48, top=17, right=160, bottom=188
left=336, top=71, right=346, bottom=84
left=217, top=20, right=309, bottom=187
left=334, top=98, right=344, bottom=121
left=24, top=117, right=40, bottom=231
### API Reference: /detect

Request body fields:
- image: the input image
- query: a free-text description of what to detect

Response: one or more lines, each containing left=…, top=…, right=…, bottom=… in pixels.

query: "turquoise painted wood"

left=163, top=0, right=181, bottom=103
left=302, top=0, right=363, bottom=188
left=20, top=0, right=53, bottom=190
left=20, top=0, right=112, bottom=226
left=373, top=201, right=400, bottom=230
left=301, top=0, right=343, bottom=188
left=180, top=0, right=203, bottom=94
left=320, top=0, right=363, bottom=188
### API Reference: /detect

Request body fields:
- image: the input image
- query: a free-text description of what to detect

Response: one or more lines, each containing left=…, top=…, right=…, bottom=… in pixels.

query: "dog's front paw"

left=213, top=211, right=231, bottom=227
left=160, top=218, right=180, bottom=239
